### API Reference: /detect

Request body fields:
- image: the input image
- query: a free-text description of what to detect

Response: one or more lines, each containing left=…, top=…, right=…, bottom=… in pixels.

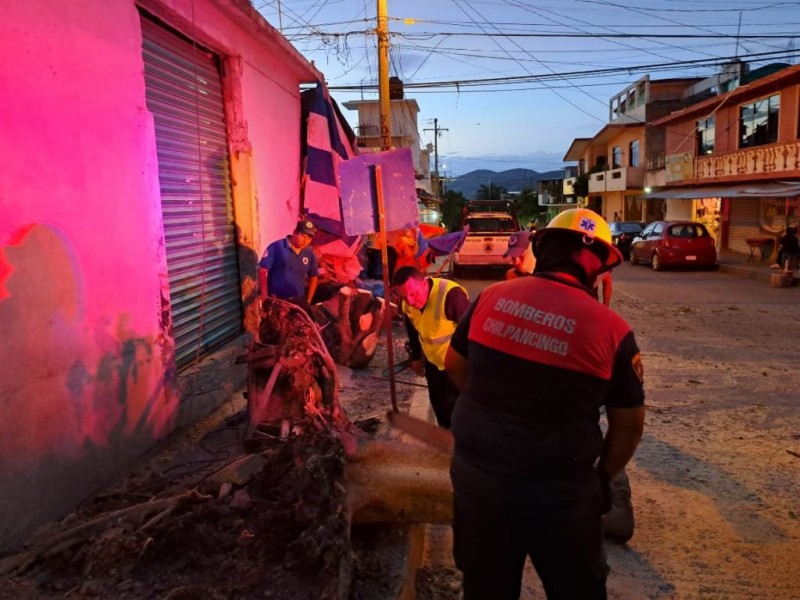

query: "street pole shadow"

left=634, top=434, right=786, bottom=544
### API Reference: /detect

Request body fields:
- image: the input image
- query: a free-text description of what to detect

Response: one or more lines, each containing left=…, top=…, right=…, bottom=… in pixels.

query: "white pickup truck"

left=452, top=201, right=519, bottom=277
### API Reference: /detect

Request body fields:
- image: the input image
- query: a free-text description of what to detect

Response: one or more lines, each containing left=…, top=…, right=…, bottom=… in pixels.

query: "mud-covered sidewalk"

left=0, top=330, right=422, bottom=600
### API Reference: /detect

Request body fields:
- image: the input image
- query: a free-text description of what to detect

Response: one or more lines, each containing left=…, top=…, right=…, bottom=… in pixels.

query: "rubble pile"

left=0, top=429, right=354, bottom=600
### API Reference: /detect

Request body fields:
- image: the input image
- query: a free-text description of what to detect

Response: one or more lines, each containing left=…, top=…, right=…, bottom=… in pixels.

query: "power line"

left=324, top=48, right=800, bottom=91
left=448, top=0, right=608, bottom=121
left=287, top=30, right=800, bottom=40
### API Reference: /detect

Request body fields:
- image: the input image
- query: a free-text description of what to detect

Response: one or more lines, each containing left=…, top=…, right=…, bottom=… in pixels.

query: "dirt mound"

left=0, top=429, right=354, bottom=600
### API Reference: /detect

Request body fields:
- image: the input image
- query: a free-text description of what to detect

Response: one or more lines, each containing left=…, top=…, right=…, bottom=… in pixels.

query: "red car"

left=629, top=221, right=717, bottom=271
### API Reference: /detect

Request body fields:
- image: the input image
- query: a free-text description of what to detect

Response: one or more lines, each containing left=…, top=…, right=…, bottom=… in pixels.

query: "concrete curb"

left=718, top=262, right=799, bottom=283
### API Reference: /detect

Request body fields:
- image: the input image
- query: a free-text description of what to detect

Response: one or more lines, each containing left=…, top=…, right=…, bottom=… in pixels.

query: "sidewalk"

left=716, top=249, right=799, bottom=283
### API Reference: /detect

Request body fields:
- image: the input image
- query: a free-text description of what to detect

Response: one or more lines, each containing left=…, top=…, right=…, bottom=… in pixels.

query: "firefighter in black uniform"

left=444, top=208, right=645, bottom=599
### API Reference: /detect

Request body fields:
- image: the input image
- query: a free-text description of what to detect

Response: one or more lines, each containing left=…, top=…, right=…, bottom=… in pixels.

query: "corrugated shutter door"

left=728, top=199, right=761, bottom=254
left=141, top=16, right=243, bottom=369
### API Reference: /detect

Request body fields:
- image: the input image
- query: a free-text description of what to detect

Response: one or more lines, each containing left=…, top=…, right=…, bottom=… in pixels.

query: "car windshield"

left=667, top=224, right=707, bottom=238
left=611, top=222, right=644, bottom=234
left=466, top=217, right=515, bottom=233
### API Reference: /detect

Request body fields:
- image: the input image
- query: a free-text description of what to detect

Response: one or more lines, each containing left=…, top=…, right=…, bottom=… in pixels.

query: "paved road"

left=456, top=261, right=800, bottom=306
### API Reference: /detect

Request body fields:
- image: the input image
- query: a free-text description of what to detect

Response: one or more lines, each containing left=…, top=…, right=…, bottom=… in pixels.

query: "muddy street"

left=433, top=264, right=800, bottom=599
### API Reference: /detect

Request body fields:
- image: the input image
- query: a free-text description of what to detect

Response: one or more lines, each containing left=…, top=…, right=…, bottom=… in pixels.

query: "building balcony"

left=589, top=166, right=644, bottom=193
left=606, top=166, right=644, bottom=191
left=588, top=171, right=606, bottom=193
left=693, top=140, right=800, bottom=182
left=539, top=192, right=576, bottom=206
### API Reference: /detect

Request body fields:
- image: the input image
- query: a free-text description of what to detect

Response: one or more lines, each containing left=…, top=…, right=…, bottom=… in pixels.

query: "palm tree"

left=475, top=183, right=507, bottom=200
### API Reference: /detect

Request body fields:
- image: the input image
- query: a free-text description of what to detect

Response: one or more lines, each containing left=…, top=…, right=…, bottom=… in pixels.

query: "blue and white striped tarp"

left=302, top=81, right=357, bottom=239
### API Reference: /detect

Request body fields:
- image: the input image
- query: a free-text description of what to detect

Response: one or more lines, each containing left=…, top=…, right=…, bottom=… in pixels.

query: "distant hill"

left=444, top=168, right=564, bottom=198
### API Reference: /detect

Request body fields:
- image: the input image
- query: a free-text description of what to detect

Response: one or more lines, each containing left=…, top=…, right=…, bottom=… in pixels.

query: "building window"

left=697, top=116, right=715, bottom=155
left=629, top=140, right=640, bottom=167
left=739, top=94, right=779, bottom=148
left=612, top=146, right=622, bottom=168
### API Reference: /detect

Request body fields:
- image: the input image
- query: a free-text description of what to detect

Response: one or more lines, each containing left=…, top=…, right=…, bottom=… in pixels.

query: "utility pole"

left=423, top=118, right=448, bottom=196
left=377, top=0, right=391, bottom=151
left=374, top=0, right=397, bottom=411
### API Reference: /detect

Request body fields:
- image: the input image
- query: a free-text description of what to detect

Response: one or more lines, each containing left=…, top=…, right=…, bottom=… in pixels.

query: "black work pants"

left=451, top=454, right=608, bottom=600
left=423, top=361, right=459, bottom=429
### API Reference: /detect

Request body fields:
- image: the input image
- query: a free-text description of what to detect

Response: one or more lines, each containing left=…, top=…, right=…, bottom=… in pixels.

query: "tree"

left=475, top=183, right=507, bottom=200
left=511, top=187, right=546, bottom=227
left=441, top=190, right=466, bottom=231
left=572, top=165, right=604, bottom=198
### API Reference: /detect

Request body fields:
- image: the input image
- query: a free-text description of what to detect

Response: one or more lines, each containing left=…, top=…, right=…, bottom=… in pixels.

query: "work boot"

left=602, top=470, right=634, bottom=543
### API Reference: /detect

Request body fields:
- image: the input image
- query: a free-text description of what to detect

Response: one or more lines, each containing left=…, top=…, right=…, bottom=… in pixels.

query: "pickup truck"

left=452, top=201, right=519, bottom=277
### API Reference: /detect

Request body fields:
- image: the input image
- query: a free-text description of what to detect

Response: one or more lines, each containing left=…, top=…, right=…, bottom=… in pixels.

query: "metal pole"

left=424, top=119, right=448, bottom=197
left=373, top=164, right=398, bottom=412
left=377, top=0, right=391, bottom=152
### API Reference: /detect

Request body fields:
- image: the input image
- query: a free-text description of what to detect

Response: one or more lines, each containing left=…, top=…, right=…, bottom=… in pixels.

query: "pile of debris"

left=0, top=298, right=449, bottom=600
left=0, top=426, right=353, bottom=600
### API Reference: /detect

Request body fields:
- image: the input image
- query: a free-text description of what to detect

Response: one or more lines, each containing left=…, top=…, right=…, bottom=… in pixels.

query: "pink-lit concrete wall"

left=0, top=0, right=318, bottom=551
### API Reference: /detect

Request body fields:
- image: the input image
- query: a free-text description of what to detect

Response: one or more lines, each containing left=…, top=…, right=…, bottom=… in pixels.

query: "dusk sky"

left=256, top=0, right=800, bottom=176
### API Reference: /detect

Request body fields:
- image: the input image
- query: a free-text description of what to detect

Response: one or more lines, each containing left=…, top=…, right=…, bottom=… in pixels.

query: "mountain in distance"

left=444, top=168, right=564, bottom=198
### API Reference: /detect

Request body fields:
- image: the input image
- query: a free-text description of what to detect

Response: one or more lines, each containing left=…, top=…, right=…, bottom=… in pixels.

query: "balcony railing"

left=694, top=140, right=800, bottom=181
left=588, top=171, right=606, bottom=193
left=606, top=166, right=644, bottom=191
left=539, top=193, right=575, bottom=206
left=588, top=166, right=644, bottom=193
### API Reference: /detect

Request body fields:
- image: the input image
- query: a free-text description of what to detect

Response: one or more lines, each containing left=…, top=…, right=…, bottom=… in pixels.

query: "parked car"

left=609, top=221, right=645, bottom=259
left=629, top=221, right=717, bottom=271
left=452, top=201, right=519, bottom=276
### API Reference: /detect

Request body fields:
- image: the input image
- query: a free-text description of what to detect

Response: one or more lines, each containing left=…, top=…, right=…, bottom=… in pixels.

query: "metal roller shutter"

left=141, top=15, right=243, bottom=369
left=728, top=199, right=761, bottom=254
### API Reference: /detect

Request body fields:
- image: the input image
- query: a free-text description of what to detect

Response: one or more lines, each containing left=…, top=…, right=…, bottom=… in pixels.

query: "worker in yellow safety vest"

left=392, top=266, right=470, bottom=428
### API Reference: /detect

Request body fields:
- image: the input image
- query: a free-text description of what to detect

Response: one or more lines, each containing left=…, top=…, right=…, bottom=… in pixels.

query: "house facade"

left=564, top=76, right=705, bottom=223
left=343, top=79, right=434, bottom=195
left=649, top=64, right=800, bottom=257
left=0, top=0, right=323, bottom=550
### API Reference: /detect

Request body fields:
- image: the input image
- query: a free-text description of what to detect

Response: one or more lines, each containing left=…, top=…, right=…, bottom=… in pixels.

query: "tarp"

left=426, top=229, right=468, bottom=257
left=301, top=81, right=358, bottom=238
left=644, top=181, right=800, bottom=199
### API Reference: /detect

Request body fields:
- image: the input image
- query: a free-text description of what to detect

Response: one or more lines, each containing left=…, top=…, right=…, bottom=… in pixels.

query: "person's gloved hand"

left=410, top=359, right=425, bottom=376
left=596, top=469, right=612, bottom=515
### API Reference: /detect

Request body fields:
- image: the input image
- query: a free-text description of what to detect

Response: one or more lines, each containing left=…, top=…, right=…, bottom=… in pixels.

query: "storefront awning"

left=644, top=181, right=800, bottom=199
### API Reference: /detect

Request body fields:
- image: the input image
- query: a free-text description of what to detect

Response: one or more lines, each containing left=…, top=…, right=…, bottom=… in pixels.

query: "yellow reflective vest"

left=402, top=278, right=466, bottom=370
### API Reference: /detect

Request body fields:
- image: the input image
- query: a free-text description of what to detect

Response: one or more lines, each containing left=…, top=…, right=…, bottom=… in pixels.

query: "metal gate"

left=728, top=199, right=761, bottom=254
left=141, top=15, right=243, bottom=369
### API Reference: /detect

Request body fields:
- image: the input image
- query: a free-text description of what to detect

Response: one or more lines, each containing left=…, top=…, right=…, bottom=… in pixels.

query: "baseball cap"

left=295, top=219, right=317, bottom=237
left=504, top=230, right=533, bottom=258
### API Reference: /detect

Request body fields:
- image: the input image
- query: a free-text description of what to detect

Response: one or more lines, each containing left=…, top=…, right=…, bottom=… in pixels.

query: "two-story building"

left=0, top=0, right=333, bottom=552
left=342, top=77, right=433, bottom=194
left=646, top=64, right=800, bottom=258
left=564, top=75, right=707, bottom=222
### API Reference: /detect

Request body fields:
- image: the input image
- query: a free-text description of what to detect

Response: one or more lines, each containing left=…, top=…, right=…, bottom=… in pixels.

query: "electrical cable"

left=449, top=0, right=607, bottom=123
left=325, top=48, right=800, bottom=91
